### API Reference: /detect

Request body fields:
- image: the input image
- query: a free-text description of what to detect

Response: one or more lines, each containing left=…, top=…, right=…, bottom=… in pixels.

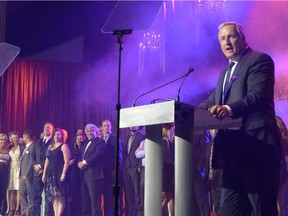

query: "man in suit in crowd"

left=78, top=123, right=106, bottom=216
left=122, top=127, right=145, bottom=216
left=32, top=122, right=54, bottom=216
left=200, top=22, right=281, bottom=216
left=20, top=130, right=35, bottom=216
left=101, top=119, right=123, bottom=216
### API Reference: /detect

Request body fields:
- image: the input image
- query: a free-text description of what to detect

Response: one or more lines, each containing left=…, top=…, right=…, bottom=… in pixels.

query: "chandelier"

left=196, top=0, right=225, bottom=11
left=139, top=31, right=162, bottom=53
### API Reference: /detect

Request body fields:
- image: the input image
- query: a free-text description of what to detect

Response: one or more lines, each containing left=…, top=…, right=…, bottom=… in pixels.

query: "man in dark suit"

left=101, top=119, right=123, bottom=216
left=20, top=130, right=35, bottom=216
left=199, top=22, right=281, bottom=216
left=78, top=123, right=106, bottom=216
left=32, top=122, right=54, bottom=216
left=122, top=127, right=145, bottom=216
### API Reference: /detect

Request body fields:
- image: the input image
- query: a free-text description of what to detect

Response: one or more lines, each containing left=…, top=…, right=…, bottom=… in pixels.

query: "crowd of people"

left=0, top=120, right=177, bottom=216
left=1, top=116, right=287, bottom=216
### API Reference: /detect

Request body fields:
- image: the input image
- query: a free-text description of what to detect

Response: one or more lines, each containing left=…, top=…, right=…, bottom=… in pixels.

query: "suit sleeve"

left=40, top=146, right=48, bottom=169
left=24, top=145, right=35, bottom=177
left=199, top=89, right=216, bottom=109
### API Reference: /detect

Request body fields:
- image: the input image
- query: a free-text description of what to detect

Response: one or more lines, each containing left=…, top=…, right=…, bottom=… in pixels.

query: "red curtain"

left=0, top=58, right=118, bottom=141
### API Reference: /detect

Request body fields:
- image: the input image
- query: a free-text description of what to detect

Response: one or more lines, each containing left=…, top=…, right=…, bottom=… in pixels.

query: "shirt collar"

left=25, top=142, right=32, bottom=149
left=44, top=136, right=51, bottom=141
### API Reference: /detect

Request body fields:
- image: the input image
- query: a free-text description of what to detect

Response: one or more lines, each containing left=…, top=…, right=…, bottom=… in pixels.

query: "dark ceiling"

left=5, top=1, right=117, bottom=62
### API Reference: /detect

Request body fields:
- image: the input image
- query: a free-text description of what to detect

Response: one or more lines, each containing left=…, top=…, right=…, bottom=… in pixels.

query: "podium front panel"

left=119, top=101, right=242, bottom=216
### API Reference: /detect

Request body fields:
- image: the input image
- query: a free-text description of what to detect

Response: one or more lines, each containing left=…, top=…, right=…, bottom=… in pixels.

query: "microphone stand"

left=176, top=67, right=194, bottom=102
left=132, top=67, right=193, bottom=107
left=113, top=29, right=132, bottom=216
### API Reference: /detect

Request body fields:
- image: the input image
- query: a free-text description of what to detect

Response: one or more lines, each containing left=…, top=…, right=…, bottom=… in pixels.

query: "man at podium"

left=199, top=22, right=280, bottom=216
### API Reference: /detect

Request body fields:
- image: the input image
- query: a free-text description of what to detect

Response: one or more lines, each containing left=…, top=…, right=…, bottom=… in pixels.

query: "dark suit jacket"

left=200, top=48, right=280, bottom=167
left=122, top=131, right=145, bottom=170
left=20, top=143, right=34, bottom=180
left=80, top=137, right=106, bottom=180
left=103, top=133, right=123, bottom=177
left=32, top=138, right=52, bottom=176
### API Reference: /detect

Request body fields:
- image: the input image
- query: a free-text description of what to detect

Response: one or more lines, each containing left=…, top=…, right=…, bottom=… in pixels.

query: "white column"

left=144, top=124, right=163, bottom=216
left=175, top=107, right=194, bottom=216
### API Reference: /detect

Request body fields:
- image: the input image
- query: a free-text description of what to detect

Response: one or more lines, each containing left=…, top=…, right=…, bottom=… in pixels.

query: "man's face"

left=43, top=123, right=54, bottom=137
left=22, top=134, right=28, bottom=144
left=102, top=121, right=112, bottom=134
left=85, top=127, right=96, bottom=140
left=218, top=24, right=245, bottom=60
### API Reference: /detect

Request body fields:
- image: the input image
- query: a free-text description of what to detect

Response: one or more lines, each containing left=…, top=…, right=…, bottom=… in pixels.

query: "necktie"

left=127, top=135, right=135, bottom=154
left=223, top=61, right=235, bottom=99
left=103, top=135, right=109, bottom=143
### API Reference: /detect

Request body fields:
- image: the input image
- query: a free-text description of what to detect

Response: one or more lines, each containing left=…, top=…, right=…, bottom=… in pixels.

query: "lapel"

left=40, top=138, right=49, bottom=153
left=20, top=149, right=25, bottom=162
left=222, top=48, right=252, bottom=103
left=82, top=138, right=95, bottom=157
left=217, top=69, right=227, bottom=104
left=21, top=144, right=31, bottom=161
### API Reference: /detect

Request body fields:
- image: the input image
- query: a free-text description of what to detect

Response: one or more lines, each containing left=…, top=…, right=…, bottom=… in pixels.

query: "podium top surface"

left=120, top=101, right=241, bottom=130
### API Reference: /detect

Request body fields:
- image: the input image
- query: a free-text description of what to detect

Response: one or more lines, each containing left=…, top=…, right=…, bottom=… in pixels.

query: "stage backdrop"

left=0, top=58, right=119, bottom=142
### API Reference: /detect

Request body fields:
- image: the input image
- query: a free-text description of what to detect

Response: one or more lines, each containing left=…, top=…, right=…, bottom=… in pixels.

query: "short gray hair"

left=85, top=123, right=99, bottom=136
left=218, top=22, right=247, bottom=47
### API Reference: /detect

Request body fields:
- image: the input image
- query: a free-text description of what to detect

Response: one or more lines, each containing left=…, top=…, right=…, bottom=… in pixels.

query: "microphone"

left=132, top=67, right=194, bottom=107
left=176, top=67, right=194, bottom=102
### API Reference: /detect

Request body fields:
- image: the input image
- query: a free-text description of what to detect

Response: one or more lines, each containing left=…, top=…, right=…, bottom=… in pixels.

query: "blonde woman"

left=6, top=131, right=23, bottom=216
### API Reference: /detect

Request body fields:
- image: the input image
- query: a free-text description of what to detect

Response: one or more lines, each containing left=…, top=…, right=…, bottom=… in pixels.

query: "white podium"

left=120, top=101, right=241, bottom=216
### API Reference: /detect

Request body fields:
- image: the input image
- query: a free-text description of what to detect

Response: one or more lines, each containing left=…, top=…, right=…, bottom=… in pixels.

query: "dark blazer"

left=103, top=133, right=123, bottom=177
left=32, top=138, right=53, bottom=176
left=200, top=48, right=280, bottom=168
left=20, top=143, right=34, bottom=180
left=200, top=48, right=279, bottom=145
left=122, top=131, right=145, bottom=170
left=80, top=137, right=106, bottom=180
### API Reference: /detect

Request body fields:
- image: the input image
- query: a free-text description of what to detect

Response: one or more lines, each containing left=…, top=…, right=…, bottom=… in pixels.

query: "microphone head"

left=188, top=67, right=194, bottom=74
left=177, top=67, right=194, bottom=102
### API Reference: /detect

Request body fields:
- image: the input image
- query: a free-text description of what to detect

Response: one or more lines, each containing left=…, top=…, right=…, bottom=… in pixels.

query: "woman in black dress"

left=42, top=128, right=70, bottom=216
left=68, top=132, right=86, bottom=216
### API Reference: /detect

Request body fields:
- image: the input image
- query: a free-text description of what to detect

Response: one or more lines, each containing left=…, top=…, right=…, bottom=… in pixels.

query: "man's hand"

left=208, top=105, right=229, bottom=119
left=33, top=164, right=43, bottom=174
left=78, top=161, right=87, bottom=170
left=21, top=176, right=28, bottom=181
